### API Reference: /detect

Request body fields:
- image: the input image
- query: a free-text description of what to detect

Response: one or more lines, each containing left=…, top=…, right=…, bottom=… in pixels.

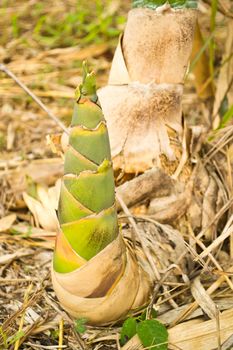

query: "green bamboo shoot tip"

left=54, top=63, right=118, bottom=273
left=75, top=61, right=97, bottom=102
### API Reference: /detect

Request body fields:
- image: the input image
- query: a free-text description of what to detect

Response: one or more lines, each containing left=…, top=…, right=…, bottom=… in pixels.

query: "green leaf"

left=0, top=326, right=8, bottom=348
left=120, top=317, right=137, bottom=346
left=75, top=318, right=87, bottom=334
left=7, top=330, right=25, bottom=346
left=219, top=95, right=229, bottom=118
left=139, top=308, right=158, bottom=321
left=22, top=226, right=33, bottom=238
left=219, top=104, right=233, bottom=129
left=209, top=0, right=218, bottom=80
left=137, top=319, right=168, bottom=350
left=132, top=0, right=198, bottom=9
left=50, top=329, right=59, bottom=340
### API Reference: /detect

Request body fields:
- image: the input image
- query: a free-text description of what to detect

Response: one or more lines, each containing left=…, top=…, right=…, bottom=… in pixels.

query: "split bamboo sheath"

left=52, top=69, right=152, bottom=325
left=98, top=6, right=197, bottom=173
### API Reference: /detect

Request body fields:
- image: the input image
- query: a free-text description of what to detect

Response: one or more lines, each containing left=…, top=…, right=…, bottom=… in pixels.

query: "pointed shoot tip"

left=75, top=62, right=97, bottom=101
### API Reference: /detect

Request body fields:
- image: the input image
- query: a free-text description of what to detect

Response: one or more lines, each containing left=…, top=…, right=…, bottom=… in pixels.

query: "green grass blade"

left=209, top=0, right=218, bottom=81
left=218, top=104, right=233, bottom=129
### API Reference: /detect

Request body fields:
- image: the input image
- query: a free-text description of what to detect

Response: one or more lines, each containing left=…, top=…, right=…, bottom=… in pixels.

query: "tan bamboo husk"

left=51, top=217, right=188, bottom=325
left=52, top=234, right=152, bottom=325
left=98, top=6, right=197, bottom=174
left=98, top=83, right=183, bottom=173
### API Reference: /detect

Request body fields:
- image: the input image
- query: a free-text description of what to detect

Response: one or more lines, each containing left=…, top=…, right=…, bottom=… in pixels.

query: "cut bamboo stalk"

left=98, top=5, right=197, bottom=173
left=122, top=8, right=197, bottom=84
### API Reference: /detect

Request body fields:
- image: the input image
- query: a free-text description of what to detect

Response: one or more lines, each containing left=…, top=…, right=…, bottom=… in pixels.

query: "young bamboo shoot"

left=52, top=65, right=152, bottom=325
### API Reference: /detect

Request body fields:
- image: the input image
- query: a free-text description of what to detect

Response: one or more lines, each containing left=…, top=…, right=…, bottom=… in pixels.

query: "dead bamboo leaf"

left=191, top=276, right=216, bottom=319
left=202, top=177, right=218, bottom=240
left=221, top=334, right=233, bottom=350
left=6, top=123, right=15, bottom=150
left=6, top=158, right=63, bottom=193
left=198, top=219, right=233, bottom=260
left=34, top=43, right=108, bottom=62
left=0, top=214, right=16, bottom=232
left=23, top=185, right=59, bottom=232
left=11, top=224, right=56, bottom=239
left=0, top=250, right=31, bottom=265
left=0, top=252, right=19, bottom=265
